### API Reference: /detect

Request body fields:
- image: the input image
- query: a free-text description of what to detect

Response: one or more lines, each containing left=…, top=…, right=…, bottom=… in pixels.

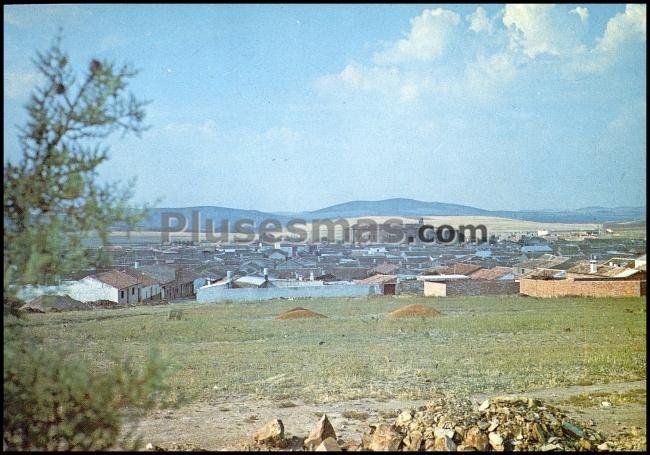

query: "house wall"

left=140, top=284, right=162, bottom=301
left=520, top=278, right=645, bottom=298
left=197, top=284, right=374, bottom=303
left=163, top=281, right=194, bottom=300
left=399, top=279, right=424, bottom=295
left=424, top=282, right=447, bottom=297
left=424, top=280, right=520, bottom=297
left=66, top=278, right=118, bottom=303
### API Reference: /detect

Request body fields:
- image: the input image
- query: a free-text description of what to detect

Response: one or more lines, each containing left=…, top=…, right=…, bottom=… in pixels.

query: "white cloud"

left=467, top=7, right=493, bottom=34
left=4, top=70, right=42, bottom=99
left=570, top=6, right=589, bottom=23
left=316, top=5, right=645, bottom=102
left=463, top=52, right=518, bottom=99
left=374, top=8, right=460, bottom=64
left=597, top=4, right=646, bottom=53
left=502, top=4, right=583, bottom=58
left=316, top=62, right=402, bottom=95
left=569, top=4, right=646, bottom=74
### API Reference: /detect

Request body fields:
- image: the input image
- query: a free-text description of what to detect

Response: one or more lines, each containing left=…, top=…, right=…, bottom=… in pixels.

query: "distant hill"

left=307, top=198, right=490, bottom=218
left=129, top=199, right=645, bottom=231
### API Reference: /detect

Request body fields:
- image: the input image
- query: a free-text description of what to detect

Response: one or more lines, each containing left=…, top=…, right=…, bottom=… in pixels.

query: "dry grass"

left=559, top=388, right=647, bottom=408
left=8, top=295, right=646, bottom=407
left=341, top=410, right=370, bottom=421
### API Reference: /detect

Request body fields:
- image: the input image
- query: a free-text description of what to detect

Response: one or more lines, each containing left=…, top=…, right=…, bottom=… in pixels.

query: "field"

left=91, top=215, right=600, bottom=245
left=7, top=295, right=646, bottom=449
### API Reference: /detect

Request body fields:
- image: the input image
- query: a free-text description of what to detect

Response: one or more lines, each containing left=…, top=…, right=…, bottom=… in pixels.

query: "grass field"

left=7, top=295, right=646, bottom=408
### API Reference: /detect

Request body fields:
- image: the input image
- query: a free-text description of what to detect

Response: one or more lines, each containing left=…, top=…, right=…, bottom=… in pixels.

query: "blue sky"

left=3, top=4, right=646, bottom=212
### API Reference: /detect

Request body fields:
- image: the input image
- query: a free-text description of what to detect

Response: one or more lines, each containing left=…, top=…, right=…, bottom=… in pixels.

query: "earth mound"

left=387, top=303, right=441, bottom=318
left=20, top=295, right=90, bottom=313
left=275, top=307, right=327, bottom=320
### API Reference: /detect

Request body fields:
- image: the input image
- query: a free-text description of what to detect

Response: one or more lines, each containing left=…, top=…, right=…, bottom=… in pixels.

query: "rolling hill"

left=129, top=199, right=645, bottom=231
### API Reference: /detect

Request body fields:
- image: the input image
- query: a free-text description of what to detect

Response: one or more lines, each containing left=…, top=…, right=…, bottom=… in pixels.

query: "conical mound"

left=275, top=307, right=327, bottom=320
left=387, top=303, right=441, bottom=318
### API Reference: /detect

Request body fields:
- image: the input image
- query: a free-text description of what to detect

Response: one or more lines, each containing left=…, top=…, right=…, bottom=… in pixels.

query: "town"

left=16, top=220, right=646, bottom=311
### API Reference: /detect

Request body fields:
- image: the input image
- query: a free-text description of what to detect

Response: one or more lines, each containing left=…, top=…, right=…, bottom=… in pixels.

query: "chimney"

left=226, top=270, right=233, bottom=281
left=589, top=259, right=598, bottom=274
left=310, top=271, right=314, bottom=281
left=263, top=268, right=268, bottom=281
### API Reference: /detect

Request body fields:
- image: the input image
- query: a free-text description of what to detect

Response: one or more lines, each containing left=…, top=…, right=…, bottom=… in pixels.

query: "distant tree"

left=3, top=33, right=149, bottom=290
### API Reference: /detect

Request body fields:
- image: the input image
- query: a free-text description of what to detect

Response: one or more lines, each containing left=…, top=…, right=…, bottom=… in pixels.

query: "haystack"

left=387, top=303, right=441, bottom=318
left=275, top=307, right=327, bottom=320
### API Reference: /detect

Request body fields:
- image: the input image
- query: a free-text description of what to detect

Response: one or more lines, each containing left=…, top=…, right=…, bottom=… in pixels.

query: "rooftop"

left=89, top=270, right=139, bottom=289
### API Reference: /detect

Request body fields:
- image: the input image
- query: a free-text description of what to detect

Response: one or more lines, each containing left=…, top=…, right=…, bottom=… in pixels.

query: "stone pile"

left=360, top=395, right=608, bottom=451
left=246, top=395, right=637, bottom=451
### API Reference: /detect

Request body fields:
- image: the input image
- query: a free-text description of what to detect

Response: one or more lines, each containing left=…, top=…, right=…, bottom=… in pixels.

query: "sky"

left=3, top=4, right=647, bottom=212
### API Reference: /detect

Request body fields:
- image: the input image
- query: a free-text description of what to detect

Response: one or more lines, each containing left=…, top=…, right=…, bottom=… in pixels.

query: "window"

left=120, top=290, right=124, bottom=299
left=132, top=288, right=135, bottom=295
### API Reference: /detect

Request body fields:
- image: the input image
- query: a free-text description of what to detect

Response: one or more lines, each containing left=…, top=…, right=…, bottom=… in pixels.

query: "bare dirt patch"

left=124, top=381, right=645, bottom=451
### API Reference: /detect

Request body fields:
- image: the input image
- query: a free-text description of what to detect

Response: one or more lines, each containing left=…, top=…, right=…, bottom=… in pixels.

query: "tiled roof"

left=568, top=262, right=642, bottom=278
left=517, top=256, right=569, bottom=270
left=468, top=266, right=513, bottom=280
left=123, top=268, right=161, bottom=286
left=430, top=263, right=483, bottom=276
left=137, top=264, right=177, bottom=284
left=370, top=262, right=400, bottom=275
left=89, top=270, right=139, bottom=289
left=356, top=274, right=397, bottom=285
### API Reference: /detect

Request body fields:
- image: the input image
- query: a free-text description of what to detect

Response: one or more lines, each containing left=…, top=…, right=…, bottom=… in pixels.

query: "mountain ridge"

left=130, top=198, right=645, bottom=231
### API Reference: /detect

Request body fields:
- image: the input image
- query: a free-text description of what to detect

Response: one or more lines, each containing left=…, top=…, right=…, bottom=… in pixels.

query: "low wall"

left=424, top=280, right=520, bottom=297
left=520, top=278, right=646, bottom=298
left=197, top=284, right=375, bottom=303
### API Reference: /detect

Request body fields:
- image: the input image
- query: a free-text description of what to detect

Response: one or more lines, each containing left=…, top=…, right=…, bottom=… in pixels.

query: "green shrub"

left=3, top=326, right=168, bottom=450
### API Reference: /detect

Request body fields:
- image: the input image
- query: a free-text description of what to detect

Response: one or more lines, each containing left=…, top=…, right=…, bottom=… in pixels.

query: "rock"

left=597, top=442, right=610, bottom=451
left=316, top=437, right=341, bottom=451
left=463, top=427, right=489, bottom=451
left=600, top=401, right=612, bottom=408
left=478, top=399, right=491, bottom=411
left=528, top=398, right=541, bottom=408
left=254, top=419, right=284, bottom=446
left=305, top=414, right=337, bottom=450
left=456, top=444, right=476, bottom=451
left=562, top=421, right=586, bottom=439
left=395, top=409, right=413, bottom=428
left=145, top=442, right=154, bottom=450
left=364, top=423, right=402, bottom=451
left=531, top=422, right=547, bottom=443
left=434, top=427, right=455, bottom=439
left=579, top=438, right=592, bottom=450
left=404, top=430, right=423, bottom=451
left=540, top=443, right=562, bottom=451
left=488, top=432, right=504, bottom=451
left=487, top=418, right=499, bottom=432
left=433, top=435, right=457, bottom=451
left=339, top=440, right=361, bottom=451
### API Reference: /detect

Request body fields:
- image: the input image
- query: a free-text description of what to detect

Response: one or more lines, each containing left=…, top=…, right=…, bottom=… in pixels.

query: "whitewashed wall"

left=66, top=277, right=118, bottom=303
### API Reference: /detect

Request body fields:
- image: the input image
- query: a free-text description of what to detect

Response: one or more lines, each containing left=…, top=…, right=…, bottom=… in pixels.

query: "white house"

left=67, top=270, right=140, bottom=304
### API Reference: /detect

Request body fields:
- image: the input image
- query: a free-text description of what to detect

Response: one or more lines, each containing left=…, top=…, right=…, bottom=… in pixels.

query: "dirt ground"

left=124, top=380, right=646, bottom=451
